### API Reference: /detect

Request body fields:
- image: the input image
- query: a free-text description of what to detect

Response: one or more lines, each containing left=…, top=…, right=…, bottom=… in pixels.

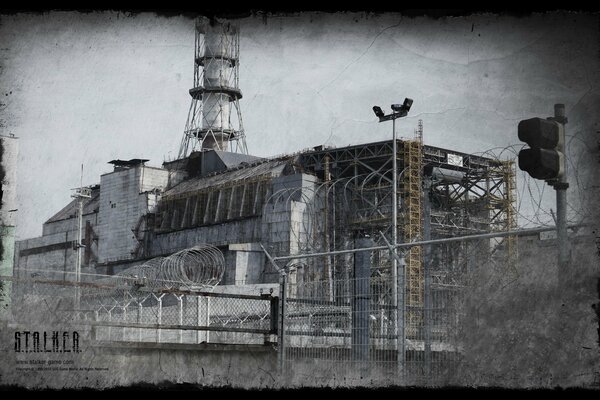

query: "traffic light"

left=517, top=117, right=565, bottom=181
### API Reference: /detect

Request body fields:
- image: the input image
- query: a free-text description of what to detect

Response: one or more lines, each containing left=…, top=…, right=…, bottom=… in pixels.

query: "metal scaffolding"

left=402, top=133, right=424, bottom=335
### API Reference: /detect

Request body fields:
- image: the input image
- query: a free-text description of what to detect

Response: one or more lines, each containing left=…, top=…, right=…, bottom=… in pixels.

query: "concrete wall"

left=221, top=248, right=237, bottom=285
left=140, top=166, right=169, bottom=193
left=228, top=243, right=265, bottom=285
left=262, top=173, right=320, bottom=257
left=97, top=166, right=168, bottom=264
left=13, top=163, right=167, bottom=283
left=11, top=168, right=319, bottom=290
left=0, top=335, right=279, bottom=389
left=149, top=217, right=262, bottom=257
left=15, top=211, right=100, bottom=277
left=14, top=231, right=78, bottom=277
left=41, top=212, right=98, bottom=236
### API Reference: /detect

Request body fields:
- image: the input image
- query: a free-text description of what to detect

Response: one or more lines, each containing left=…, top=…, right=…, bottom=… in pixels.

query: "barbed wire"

left=115, top=244, right=225, bottom=291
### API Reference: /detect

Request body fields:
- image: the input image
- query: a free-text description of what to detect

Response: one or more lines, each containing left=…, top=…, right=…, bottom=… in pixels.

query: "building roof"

left=45, top=185, right=101, bottom=224
left=211, top=150, right=261, bottom=169
left=163, top=157, right=293, bottom=199
left=108, top=159, right=149, bottom=167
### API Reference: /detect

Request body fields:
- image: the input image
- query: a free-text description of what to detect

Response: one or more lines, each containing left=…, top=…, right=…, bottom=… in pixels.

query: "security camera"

left=372, top=106, right=384, bottom=118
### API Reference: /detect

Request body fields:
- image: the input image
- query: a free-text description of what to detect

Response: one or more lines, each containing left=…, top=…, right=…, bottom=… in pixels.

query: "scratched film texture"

left=0, top=11, right=599, bottom=388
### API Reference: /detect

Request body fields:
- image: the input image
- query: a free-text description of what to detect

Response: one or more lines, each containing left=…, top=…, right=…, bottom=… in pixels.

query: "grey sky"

left=1, top=11, right=598, bottom=240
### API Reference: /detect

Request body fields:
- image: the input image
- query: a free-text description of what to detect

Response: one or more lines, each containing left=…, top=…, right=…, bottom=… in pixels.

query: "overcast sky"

left=1, top=11, right=598, bottom=240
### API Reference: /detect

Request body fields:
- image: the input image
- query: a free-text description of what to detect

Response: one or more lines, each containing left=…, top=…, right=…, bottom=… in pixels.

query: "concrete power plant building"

left=12, top=18, right=516, bottom=344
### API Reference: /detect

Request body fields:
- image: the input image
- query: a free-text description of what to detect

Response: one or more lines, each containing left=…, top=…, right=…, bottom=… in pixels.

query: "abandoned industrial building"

left=4, top=17, right=531, bottom=387
left=14, top=139, right=515, bottom=285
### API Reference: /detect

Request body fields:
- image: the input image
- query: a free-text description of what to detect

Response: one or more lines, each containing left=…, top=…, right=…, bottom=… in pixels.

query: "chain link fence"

left=6, top=269, right=277, bottom=346
left=277, top=234, right=507, bottom=386
left=4, top=221, right=596, bottom=389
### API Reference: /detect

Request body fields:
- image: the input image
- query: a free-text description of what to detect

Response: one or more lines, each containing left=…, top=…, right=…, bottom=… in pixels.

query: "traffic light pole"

left=517, top=104, right=570, bottom=272
left=550, top=104, right=569, bottom=272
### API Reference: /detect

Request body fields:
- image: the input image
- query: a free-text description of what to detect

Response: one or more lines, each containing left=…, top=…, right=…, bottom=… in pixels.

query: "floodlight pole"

left=376, top=107, right=408, bottom=374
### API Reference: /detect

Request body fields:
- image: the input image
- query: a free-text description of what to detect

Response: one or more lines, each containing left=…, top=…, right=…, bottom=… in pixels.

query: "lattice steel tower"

left=178, top=18, right=248, bottom=159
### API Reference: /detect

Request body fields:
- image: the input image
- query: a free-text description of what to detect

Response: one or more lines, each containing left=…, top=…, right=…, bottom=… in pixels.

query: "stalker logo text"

left=14, top=331, right=81, bottom=353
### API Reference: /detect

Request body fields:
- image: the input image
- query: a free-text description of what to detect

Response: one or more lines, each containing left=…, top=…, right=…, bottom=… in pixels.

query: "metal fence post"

left=108, top=309, right=113, bottom=342
left=353, top=235, right=372, bottom=374
left=278, top=270, right=287, bottom=376
left=380, top=231, right=406, bottom=380
left=269, top=295, right=279, bottom=345
left=398, top=251, right=406, bottom=380
left=178, top=295, right=183, bottom=344
left=92, top=310, right=99, bottom=341
left=157, top=294, right=163, bottom=343
left=206, top=297, right=211, bottom=343
left=424, top=248, right=432, bottom=381
left=196, top=295, right=201, bottom=344
left=122, top=306, right=127, bottom=341
left=193, top=295, right=212, bottom=344
left=138, top=301, right=142, bottom=342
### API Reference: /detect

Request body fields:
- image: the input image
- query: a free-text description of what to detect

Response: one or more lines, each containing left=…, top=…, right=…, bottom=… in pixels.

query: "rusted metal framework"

left=288, top=135, right=516, bottom=343
left=298, top=137, right=515, bottom=246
